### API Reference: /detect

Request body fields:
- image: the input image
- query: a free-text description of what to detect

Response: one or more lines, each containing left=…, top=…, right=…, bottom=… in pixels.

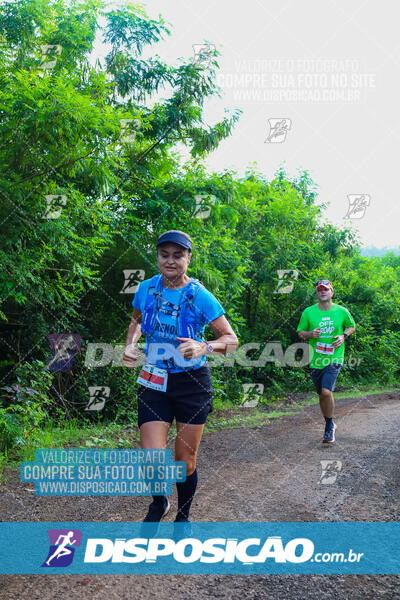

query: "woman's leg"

left=174, top=422, right=205, bottom=521
left=140, top=420, right=171, bottom=449
left=140, top=421, right=171, bottom=515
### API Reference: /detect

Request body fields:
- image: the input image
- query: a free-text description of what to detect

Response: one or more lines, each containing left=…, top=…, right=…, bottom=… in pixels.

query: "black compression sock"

left=324, top=416, right=333, bottom=425
left=152, top=495, right=167, bottom=506
left=175, top=469, right=198, bottom=521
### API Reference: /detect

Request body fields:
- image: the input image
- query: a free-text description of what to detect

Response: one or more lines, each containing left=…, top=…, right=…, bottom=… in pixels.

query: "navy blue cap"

left=156, top=230, right=192, bottom=251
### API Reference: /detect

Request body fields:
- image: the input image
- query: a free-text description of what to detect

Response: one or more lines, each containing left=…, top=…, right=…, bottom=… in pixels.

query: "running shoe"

left=172, top=518, right=193, bottom=541
left=143, top=497, right=170, bottom=522
left=322, top=421, right=337, bottom=443
left=140, top=497, right=170, bottom=538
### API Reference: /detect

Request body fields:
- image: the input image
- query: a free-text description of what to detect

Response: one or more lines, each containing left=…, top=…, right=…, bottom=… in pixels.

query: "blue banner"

left=1, top=522, right=399, bottom=574
left=20, top=449, right=186, bottom=496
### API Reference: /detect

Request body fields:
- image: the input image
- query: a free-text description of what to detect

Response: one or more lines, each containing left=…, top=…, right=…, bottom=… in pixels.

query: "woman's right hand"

left=122, top=345, right=145, bottom=368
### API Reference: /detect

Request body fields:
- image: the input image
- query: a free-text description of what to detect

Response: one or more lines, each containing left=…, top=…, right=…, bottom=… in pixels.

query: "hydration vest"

left=141, top=274, right=204, bottom=340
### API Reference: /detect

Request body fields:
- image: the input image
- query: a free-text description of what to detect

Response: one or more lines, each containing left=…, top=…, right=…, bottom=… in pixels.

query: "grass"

left=331, top=384, right=400, bottom=399
left=1, top=384, right=399, bottom=482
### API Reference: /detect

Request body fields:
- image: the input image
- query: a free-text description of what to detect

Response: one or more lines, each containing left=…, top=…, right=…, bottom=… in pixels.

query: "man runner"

left=297, top=280, right=356, bottom=443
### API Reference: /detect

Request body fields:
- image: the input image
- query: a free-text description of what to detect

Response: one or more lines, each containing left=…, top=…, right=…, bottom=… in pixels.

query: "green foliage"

left=0, top=360, right=52, bottom=451
left=0, top=0, right=399, bottom=455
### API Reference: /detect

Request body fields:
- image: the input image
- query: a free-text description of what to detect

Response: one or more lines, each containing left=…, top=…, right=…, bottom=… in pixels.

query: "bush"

left=0, top=360, right=52, bottom=452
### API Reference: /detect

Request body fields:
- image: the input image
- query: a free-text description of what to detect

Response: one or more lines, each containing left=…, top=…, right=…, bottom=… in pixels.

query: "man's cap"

left=156, top=230, right=192, bottom=251
left=316, top=279, right=333, bottom=291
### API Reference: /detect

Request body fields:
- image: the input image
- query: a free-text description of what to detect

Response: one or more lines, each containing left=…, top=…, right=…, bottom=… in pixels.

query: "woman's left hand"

left=176, top=337, right=207, bottom=359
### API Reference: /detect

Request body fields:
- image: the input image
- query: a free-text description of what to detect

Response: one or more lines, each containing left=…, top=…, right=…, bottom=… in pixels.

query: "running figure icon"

left=45, top=531, right=77, bottom=566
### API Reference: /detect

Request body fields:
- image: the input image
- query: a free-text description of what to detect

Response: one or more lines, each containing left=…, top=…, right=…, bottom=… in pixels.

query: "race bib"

left=315, top=342, right=335, bottom=355
left=137, top=363, right=168, bottom=392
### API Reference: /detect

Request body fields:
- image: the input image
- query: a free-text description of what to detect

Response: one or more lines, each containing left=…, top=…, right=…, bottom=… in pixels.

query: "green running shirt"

left=297, top=303, right=355, bottom=369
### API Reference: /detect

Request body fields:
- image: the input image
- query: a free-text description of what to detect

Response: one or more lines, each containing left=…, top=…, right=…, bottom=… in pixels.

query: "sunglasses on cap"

left=316, top=280, right=331, bottom=286
left=316, top=280, right=332, bottom=289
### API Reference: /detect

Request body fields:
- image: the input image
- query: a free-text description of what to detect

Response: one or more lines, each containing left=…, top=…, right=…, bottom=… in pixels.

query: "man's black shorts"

left=137, top=365, right=213, bottom=427
left=310, top=362, right=342, bottom=394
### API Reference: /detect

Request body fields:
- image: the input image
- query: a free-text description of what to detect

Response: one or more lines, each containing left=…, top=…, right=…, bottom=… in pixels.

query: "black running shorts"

left=310, top=362, right=342, bottom=394
left=137, top=365, right=213, bottom=427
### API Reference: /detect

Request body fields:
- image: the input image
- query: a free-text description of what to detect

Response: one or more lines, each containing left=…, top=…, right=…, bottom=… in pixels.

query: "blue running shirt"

left=132, top=277, right=225, bottom=373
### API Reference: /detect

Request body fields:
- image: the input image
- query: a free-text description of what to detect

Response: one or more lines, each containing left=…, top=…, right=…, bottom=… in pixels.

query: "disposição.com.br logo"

left=41, top=529, right=82, bottom=567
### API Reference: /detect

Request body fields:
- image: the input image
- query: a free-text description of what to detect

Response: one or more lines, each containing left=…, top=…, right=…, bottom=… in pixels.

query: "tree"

left=0, top=0, right=240, bottom=377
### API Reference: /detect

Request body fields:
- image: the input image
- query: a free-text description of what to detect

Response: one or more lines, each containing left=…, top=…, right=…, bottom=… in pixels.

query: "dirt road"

left=1, top=391, right=400, bottom=599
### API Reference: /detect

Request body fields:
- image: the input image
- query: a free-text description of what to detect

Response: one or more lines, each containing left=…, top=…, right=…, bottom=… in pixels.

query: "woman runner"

left=122, top=230, right=239, bottom=534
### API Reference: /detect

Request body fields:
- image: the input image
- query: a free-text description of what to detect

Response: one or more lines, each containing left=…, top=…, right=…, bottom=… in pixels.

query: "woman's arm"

left=177, top=314, right=239, bottom=359
left=122, top=308, right=144, bottom=368
left=125, top=308, right=142, bottom=346
left=206, top=314, right=239, bottom=355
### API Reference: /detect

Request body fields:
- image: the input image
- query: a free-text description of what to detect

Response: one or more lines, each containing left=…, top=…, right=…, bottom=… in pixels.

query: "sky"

left=95, top=0, right=400, bottom=250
